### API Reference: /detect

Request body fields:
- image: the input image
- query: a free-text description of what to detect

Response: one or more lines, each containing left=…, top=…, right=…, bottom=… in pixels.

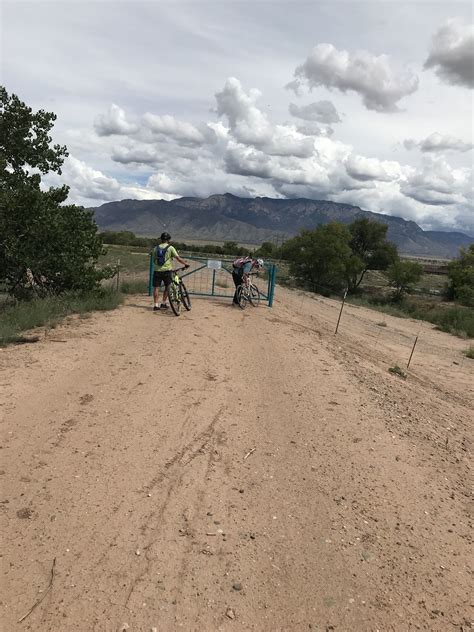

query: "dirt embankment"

left=1, top=288, right=472, bottom=631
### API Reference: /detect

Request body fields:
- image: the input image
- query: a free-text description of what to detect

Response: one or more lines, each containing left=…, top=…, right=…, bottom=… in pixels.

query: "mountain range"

left=92, top=194, right=473, bottom=258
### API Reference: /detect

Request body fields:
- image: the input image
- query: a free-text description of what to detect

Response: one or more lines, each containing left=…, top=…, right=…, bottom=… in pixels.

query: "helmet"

left=256, top=258, right=264, bottom=268
left=161, top=232, right=171, bottom=241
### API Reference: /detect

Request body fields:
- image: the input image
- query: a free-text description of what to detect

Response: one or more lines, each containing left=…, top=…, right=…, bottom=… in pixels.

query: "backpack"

left=155, top=245, right=170, bottom=267
left=232, top=256, right=252, bottom=269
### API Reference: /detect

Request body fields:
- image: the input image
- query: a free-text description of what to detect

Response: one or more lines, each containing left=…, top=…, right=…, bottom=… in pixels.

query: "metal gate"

left=148, top=255, right=277, bottom=307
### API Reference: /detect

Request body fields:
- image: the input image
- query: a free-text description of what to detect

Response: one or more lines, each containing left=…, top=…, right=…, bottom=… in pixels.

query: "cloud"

left=141, top=113, right=214, bottom=145
left=400, top=156, right=471, bottom=207
left=404, top=132, right=473, bottom=153
left=295, top=122, right=334, bottom=137
left=215, top=77, right=272, bottom=145
left=289, top=100, right=341, bottom=124
left=289, top=43, right=419, bottom=112
left=216, top=77, right=315, bottom=157
left=94, top=104, right=138, bottom=136
left=424, top=18, right=474, bottom=88
left=60, top=156, right=122, bottom=200
left=345, top=155, right=402, bottom=182
left=65, top=77, right=472, bottom=234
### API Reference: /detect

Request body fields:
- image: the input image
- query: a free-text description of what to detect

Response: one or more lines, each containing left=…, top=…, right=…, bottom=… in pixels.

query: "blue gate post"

left=148, top=253, right=154, bottom=296
left=268, top=264, right=277, bottom=307
left=266, top=265, right=272, bottom=300
left=211, top=269, right=216, bottom=296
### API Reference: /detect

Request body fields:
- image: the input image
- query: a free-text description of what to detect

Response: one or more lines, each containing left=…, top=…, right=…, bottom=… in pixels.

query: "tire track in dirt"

left=1, top=291, right=472, bottom=631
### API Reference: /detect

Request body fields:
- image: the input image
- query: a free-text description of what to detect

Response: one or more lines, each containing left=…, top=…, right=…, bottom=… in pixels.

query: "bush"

left=0, top=289, right=122, bottom=346
left=446, top=244, right=474, bottom=307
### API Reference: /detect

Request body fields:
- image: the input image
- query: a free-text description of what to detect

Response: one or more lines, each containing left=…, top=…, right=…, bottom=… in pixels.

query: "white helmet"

left=256, top=258, right=264, bottom=268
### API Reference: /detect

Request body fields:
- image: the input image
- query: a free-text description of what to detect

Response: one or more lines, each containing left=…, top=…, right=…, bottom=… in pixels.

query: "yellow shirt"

left=154, top=243, right=178, bottom=271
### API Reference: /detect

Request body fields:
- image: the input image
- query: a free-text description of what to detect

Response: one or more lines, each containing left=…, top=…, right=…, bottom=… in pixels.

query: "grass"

left=119, top=279, right=150, bottom=294
left=464, top=346, right=474, bottom=359
left=101, top=244, right=150, bottom=274
left=0, top=289, right=123, bottom=346
left=348, top=295, right=474, bottom=339
left=388, top=365, right=407, bottom=379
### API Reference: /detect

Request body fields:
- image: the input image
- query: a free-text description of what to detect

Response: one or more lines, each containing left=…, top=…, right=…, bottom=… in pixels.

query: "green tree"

left=446, top=244, right=474, bottom=307
left=347, top=218, right=399, bottom=291
left=386, top=260, right=423, bottom=300
left=255, top=241, right=279, bottom=258
left=0, top=87, right=109, bottom=298
left=282, top=222, right=358, bottom=293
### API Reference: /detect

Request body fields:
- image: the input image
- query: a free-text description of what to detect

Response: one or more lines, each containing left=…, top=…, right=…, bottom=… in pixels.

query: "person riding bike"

left=152, top=232, right=189, bottom=311
left=231, top=256, right=264, bottom=305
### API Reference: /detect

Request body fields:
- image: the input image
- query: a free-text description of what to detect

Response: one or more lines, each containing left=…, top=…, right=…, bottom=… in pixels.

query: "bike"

left=236, top=273, right=261, bottom=309
left=168, top=266, right=192, bottom=316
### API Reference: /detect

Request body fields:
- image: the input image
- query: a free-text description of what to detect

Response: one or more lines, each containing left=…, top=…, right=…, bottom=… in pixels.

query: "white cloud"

left=424, top=18, right=474, bottom=88
left=290, top=43, right=419, bottom=112
left=400, top=156, right=471, bottom=207
left=404, top=132, right=473, bottom=153
left=215, top=77, right=272, bottom=145
left=289, top=100, right=341, bottom=124
left=295, top=122, right=334, bottom=138
left=141, top=113, right=214, bottom=145
left=61, top=156, right=122, bottom=200
left=345, top=155, right=403, bottom=182
left=94, top=104, right=138, bottom=136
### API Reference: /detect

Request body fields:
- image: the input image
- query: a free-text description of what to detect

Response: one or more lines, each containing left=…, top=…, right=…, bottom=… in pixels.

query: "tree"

left=386, top=260, right=423, bottom=300
left=0, top=87, right=109, bottom=298
left=255, top=241, right=279, bottom=258
left=282, top=222, right=358, bottom=294
left=446, top=244, right=474, bottom=307
left=347, top=218, right=399, bottom=291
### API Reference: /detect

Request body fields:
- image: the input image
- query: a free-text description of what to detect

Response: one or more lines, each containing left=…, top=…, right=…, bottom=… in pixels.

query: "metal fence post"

left=211, top=269, right=216, bottom=296
left=148, top=253, right=154, bottom=296
left=268, top=264, right=277, bottom=307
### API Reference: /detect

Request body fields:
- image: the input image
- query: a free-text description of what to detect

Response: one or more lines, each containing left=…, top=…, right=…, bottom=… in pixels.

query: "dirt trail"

left=0, top=288, right=472, bottom=631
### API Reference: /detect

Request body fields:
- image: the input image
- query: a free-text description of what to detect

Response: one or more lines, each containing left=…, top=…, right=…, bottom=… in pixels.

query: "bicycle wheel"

left=180, top=281, right=192, bottom=311
left=248, top=283, right=260, bottom=307
left=168, top=282, right=182, bottom=316
left=236, top=285, right=247, bottom=309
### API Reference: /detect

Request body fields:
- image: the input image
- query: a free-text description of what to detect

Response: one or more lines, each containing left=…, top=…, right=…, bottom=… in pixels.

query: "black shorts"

left=153, top=270, right=172, bottom=288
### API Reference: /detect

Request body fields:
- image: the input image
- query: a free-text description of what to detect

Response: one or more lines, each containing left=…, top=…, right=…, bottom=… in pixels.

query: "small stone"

left=232, top=582, right=243, bottom=591
left=135, top=549, right=141, bottom=556
left=119, top=624, right=130, bottom=632
left=226, top=607, right=235, bottom=619
left=151, top=628, right=158, bottom=632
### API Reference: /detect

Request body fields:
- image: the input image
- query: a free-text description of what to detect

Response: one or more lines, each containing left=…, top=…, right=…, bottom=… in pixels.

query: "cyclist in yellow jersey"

left=152, top=232, right=189, bottom=311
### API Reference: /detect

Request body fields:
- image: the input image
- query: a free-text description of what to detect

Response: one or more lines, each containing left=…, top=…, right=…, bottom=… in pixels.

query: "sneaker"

left=153, top=305, right=159, bottom=312
left=160, top=303, right=169, bottom=310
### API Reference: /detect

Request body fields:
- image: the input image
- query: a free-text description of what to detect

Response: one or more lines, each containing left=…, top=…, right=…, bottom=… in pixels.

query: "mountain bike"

left=236, top=273, right=260, bottom=309
left=168, top=266, right=191, bottom=316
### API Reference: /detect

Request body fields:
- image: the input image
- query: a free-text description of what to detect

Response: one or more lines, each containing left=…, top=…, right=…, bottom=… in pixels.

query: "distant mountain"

left=92, top=194, right=473, bottom=258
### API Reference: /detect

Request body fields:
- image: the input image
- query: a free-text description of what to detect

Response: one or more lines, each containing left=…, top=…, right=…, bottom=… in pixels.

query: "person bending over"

left=231, top=256, right=263, bottom=305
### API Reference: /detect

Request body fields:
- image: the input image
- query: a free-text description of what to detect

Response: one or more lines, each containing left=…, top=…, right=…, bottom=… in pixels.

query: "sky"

left=1, top=0, right=473, bottom=234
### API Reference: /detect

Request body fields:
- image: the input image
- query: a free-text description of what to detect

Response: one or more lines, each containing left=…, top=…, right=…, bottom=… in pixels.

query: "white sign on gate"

left=207, top=259, right=222, bottom=270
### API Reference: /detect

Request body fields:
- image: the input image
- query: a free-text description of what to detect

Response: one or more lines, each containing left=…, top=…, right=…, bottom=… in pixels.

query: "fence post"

left=335, top=289, right=348, bottom=334
left=407, top=335, right=418, bottom=368
left=116, top=258, right=120, bottom=291
left=268, top=264, right=277, bottom=307
left=211, top=269, right=216, bottom=296
left=148, top=253, right=154, bottom=296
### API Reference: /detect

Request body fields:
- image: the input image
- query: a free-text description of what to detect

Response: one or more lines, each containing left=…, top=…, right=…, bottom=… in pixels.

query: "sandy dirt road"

left=0, top=288, right=472, bottom=632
